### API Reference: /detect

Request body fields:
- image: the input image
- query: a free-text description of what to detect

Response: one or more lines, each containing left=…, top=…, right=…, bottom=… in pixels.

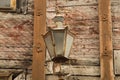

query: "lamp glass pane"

left=46, top=49, right=51, bottom=61
left=44, top=32, right=55, bottom=59
left=65, top=33, right=74, bottom=58
left=52, top=29, right=66, bottom=56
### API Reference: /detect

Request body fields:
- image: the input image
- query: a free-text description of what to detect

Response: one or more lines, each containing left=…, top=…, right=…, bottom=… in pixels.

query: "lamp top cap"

left=48, top=26, right=68, bottom=30
left=52, top=14, right=64, bottom=23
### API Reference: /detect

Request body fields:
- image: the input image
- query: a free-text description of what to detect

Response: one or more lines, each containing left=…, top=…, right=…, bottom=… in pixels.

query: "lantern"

left=43, top=15, right=74, bottom=63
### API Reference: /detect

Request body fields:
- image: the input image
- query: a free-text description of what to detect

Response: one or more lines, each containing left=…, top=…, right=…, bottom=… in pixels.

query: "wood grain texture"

left=46, top=64, right=100, bottom=76
left=46, top=75, right=120, bottom=80
left=45, top=0, right=120, bottom=80
left=115, top=76, right=120, bottom=80
left=61, top=65, right=100, bottom=76
left=32, top=0, right=46, bottom=80
left=0, top=60, right=31, bottom=69
left=46, top=75, right=100, bottom=80
left=47, top=0, right=120, bottom=7
left=114, top=50, right=120, bottom=75
left=63, top=58, right=100, bottom=66
left=98, top=0, right=114, bottom=80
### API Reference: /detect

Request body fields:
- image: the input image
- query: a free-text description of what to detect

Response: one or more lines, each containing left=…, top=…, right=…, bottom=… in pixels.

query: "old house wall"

left=46, top=0, right=100, bottom=80
left=0, top=0, right=33, bottom=79
left=0, top=0, right=120, bottom=80
left=46, top=0, right=120, bottom=80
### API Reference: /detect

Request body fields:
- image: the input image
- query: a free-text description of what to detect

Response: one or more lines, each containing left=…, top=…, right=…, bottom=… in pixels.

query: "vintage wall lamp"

left=43, top=16, right=74, bottom=63
left=42, top=0, right=74, bottom=79
left=43, top=12, right=74, bottom=80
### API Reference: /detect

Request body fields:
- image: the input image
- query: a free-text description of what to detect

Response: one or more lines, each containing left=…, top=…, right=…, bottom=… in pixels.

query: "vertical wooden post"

left=32, top=0, right=46, bottom=80
left=98, top=0, right=114, bottom=80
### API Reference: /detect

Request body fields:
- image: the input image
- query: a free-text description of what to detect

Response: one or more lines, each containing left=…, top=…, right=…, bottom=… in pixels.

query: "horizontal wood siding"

left=46, top=0, right=100, bottom=80
left=112, top=0, right=120, bottom=78
left=46, top=75, right=100, bottom=80
left=46, top=0, right=120, bottom=79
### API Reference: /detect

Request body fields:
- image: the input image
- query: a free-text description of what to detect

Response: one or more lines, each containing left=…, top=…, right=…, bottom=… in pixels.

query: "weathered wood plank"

left=0, top=77, right=8, bottom=80
left=0, top=73, right=10, bottom=77
left=46, top=75, right=120, bottom=80
left=61, top=66, right=100, bottom=76
left=113, top=35, right=120, bottom=40
left=46, top=58, right=99, bottom=66
left=67, top=58, right=99, bottom=66
left=47, top=0, right=120, bottom=7
left=46, top=65, right=100, bottom=76
left=75, top=38, right=99, bottom=43
left=112, top=6, right=120, bottom=13
left=71, top=48, right=100, bottom=58
left=112, top=12, right=120, bottom=22
left=112, top=13, right=120, bottom=49
left=75, top=34, right=99, bottom=39
left=26, top=74, right=32, bottom=80
left=0, top=52, right=32, bottom=59
left=113, top=45, right=120, bottom=50
left=113, top=39, right=120, bottom=49
left=79, top=44, right=99, bottom=49
left=72, top=39, right=99, bottom=50
left=0, top=69, right=22, bottom=74
left=46, top=75, right=100, bottom=80
left=72, top=41, right=99, bottom=51
left=47, top=0, right=98, bottom=9
left=70, top=28, right=99, bottom=37
left=47, top=1, right=120, bottom=13
left=47, top=3, right=120, bottom=27
left=47, top=12, right=120, bottom=28
left=113, top=22, right=120, bottom=30
left=114, top=50, right=120, bottom=75
left=0, top=60, right=31, bottom=69
left=70, top=52, right=100, bottom=57
left=47, top=6, right=98, bottom=19
left=72, top=43, right=99, bottom=50
left=115, top=76, right=120, bottom=80
left=0, top=47, right=32, bottom=52
left=113, top=28, right=120, bottom=34
left=46, top=53, right=100, bottom=66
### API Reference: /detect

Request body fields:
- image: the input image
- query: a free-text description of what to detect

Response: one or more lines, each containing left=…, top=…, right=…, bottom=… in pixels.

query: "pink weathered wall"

left=0, top=0, right=120, bottom=80
left=46, top=0, right=99, bottom=80
left=46, top=0, right=120, bottom=80
left=0, top=0, right=33, bottom=79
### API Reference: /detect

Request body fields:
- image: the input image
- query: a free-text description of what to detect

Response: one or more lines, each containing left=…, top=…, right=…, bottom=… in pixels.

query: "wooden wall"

left=0, top=0, right=120, bottom=80
left=46, top=0, right=120, bottom=80
left=0, top=0, right=33, bottom=79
